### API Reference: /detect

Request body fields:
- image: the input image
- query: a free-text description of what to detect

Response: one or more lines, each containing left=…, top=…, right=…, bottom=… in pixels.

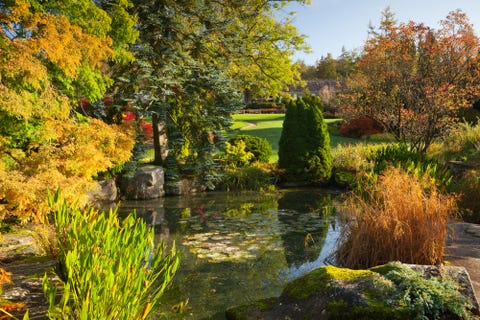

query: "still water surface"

left=117, top=189, right=342, bottom=319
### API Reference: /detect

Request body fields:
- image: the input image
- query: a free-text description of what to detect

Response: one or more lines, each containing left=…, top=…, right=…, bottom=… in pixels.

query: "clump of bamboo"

left=336, top=167, right=457, bottom=269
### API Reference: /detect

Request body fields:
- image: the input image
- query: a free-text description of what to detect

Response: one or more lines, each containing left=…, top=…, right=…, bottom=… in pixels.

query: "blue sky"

left=282, top=0, right=480, bottom=65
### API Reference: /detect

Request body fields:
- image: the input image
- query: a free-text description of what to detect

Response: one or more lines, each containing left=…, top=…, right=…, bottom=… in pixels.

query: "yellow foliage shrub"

left=0, top=0, right=137, bottom=223
left=0, top=118, right=134, bottom=222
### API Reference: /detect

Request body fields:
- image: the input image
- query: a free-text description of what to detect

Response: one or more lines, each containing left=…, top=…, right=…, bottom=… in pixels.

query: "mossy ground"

left=225, top=297, right=277, bottom=320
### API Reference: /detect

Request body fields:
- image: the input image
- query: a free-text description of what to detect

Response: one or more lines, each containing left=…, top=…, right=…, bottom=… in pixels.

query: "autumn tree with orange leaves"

left=339, top=8, right=480, bottom=152
left=0, top=0, right=137, bottom=220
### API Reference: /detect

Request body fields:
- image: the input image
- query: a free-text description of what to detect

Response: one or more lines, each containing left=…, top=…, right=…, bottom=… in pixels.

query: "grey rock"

left=122, top=165, right=165, bottom=200
left=87, top=179, right=117, bottom=203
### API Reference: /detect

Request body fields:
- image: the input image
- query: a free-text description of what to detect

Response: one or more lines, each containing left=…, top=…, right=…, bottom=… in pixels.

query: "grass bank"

left=230, top=113, right=380, bottom=163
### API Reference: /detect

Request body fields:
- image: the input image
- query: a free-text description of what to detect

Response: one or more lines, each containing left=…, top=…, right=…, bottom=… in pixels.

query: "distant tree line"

left=296, top=48, right=358, bottom=80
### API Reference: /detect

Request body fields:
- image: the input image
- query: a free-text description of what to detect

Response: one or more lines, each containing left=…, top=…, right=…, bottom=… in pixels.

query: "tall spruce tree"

left=121, top=0, right=309, bottom=188
left=279, top=95, right=333, bottom=184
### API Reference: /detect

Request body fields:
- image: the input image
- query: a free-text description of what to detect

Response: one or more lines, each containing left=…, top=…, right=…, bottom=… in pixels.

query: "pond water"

left=117, top=189, right=342, bottom=319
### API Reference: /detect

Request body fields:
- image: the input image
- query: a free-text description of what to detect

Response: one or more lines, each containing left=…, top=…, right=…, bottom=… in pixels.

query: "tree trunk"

left=152, top=113, right=168, bottom=166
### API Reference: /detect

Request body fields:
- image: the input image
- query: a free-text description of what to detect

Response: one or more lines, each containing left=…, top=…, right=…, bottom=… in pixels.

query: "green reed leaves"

left=43, top=192, right=179, bottom=320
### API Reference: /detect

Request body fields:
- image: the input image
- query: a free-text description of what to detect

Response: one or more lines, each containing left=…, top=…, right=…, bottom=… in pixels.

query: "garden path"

left=445, top=222, right=480, bottom=303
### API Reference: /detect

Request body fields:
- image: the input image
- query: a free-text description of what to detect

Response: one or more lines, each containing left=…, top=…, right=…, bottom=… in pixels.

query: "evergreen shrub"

left=229, top=135, right=272, bottom=163
left=374, top=262, right=474, bottom=320
left=245, top=101, right=285, bottom=110
left=278, top=95, right=333, bottom=183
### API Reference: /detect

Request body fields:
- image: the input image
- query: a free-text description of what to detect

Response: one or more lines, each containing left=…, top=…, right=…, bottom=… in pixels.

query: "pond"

left=117, top=189, right=343, bottom=319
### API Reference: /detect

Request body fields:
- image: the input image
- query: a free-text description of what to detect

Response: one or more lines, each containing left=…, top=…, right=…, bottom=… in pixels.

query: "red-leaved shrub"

left=122, top=111, right=136, bottom=123
left=339, top=117, right=383, bottom=138
left=122, top=112, right=153, bottom=141
left=140, top=119, right=153, bottom=141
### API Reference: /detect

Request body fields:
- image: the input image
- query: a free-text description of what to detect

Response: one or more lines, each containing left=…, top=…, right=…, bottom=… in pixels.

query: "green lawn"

left=230, top=113, right=360, bottom=163
left=141, top=113, right=392, bottom=164
left=230, top=114, right=285, bottom=162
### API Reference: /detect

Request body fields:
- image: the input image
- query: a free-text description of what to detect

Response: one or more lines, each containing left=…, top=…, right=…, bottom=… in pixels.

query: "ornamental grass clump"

left=336, top=167, right=457, bottom=269
left=43, top=192, right=179, bottom=320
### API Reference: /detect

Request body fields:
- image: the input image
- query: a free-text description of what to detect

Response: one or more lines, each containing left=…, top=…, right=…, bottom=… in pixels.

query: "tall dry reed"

left=336, top=167, right=457, bottom=269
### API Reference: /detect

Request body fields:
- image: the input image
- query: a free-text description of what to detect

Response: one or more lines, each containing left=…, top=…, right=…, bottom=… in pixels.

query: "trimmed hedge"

left=245, top=101, right=285, bottom=110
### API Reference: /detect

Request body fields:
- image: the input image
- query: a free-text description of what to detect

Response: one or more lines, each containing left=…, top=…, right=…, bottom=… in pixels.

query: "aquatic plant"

left=43, top=192, right=179, bottom=320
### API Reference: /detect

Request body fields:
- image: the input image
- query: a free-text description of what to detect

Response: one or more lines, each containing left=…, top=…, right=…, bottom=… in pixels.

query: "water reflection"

left=277, top=190, right=335, bottom=267
left=116, top=189, right=341, bottom=319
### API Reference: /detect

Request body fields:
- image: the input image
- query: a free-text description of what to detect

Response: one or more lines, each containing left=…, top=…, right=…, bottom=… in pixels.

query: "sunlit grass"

left=230, top=121, right=251, bottom=130
left=232, top=113, right=285, bottom=123
left=231, top=114, right=285, bottom=162
left=230, top=113, right=392, bottom=163
left=140, top=113, right=396, bottom=165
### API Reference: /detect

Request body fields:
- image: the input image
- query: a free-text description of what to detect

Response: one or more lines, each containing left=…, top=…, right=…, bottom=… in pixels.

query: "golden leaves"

left=0, top=1, right=134, bottom=221
left=1, top=0, right=114, bottom=103
left=0, top=117, right=134, bottom=221
left=20, top=12, right=112, bottom=79
left=0, top=0, right=30, bottom=24
left=0, top=83, right=70, bottom=121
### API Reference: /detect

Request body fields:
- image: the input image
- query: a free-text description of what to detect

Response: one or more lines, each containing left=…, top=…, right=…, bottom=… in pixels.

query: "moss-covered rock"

left=225, top=262, right=479, bottom=320
left=281, top=265, right=374, bottom=302
left=225, top=297, right=277, bottom=320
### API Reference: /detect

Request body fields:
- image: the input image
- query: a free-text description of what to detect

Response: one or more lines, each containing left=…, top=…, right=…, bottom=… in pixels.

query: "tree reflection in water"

left=116, top=189, right=341, bottom=319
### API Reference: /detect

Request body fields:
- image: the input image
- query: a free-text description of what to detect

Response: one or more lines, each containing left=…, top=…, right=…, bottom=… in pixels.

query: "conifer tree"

left=124, top=0, right=310, bottom=188
left=279, top=95, right=333, bottom=184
